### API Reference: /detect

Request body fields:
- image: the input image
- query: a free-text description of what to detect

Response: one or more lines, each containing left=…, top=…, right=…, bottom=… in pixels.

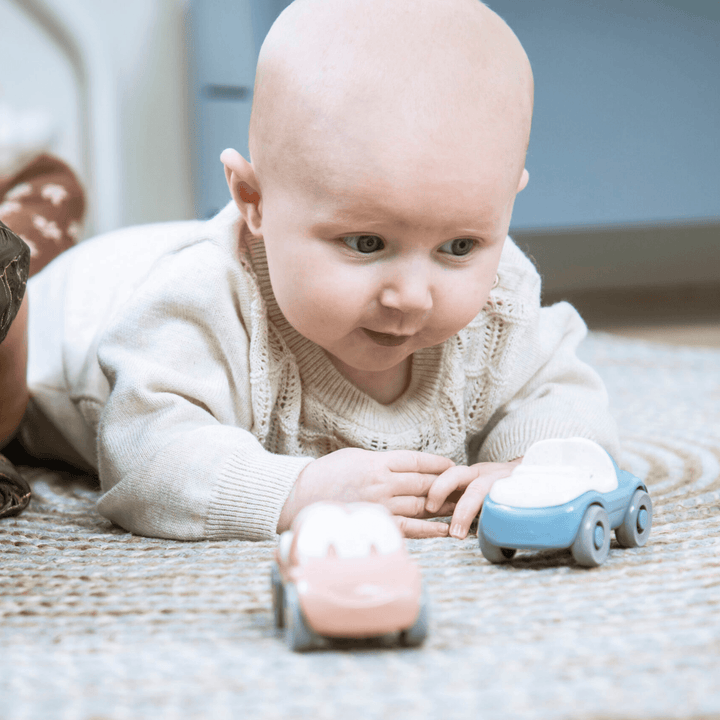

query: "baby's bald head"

left=247, top=0, right=533, bottom=199
left=220, top=0, right=536, bottom=392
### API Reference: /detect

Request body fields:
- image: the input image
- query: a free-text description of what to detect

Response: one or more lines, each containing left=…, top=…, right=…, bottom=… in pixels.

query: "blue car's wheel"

left=478, top=529, right=517, bottom=563
left=616, top=489, right=653, bottom=548
left=270, top=561, right=284, bottom=629
left=571, top=505, right=610, bottom=567
left=284, top=583, right=316, bottom=652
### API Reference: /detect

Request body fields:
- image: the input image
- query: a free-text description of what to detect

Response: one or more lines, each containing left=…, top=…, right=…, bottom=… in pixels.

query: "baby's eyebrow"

left=309, top=216, right=497, bottom=236
left=309, top=218, right=384, bottom=234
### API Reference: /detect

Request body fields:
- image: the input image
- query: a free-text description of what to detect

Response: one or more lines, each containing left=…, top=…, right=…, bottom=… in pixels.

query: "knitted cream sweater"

left=23, top=201, right=619, bottom=541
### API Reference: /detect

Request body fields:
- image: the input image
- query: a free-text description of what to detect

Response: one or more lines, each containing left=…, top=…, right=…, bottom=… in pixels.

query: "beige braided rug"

left=1, top=332, right=719, bottom=720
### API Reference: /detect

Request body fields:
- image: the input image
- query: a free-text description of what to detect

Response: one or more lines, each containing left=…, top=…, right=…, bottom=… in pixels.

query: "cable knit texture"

left=21, top=201, right=619, bottom=541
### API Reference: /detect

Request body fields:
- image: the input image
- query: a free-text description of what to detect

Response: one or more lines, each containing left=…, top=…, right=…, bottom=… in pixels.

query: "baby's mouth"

left=361, top=328, right=411, bottom=346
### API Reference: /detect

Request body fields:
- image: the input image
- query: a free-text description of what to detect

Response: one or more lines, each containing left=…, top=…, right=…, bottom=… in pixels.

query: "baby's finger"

left=447, top=481, right=495, bottom=539
left=425, top=465, right=479, bottom=513
left=388, top=495, right=456, bottom=519
left=424, top=500, right=457, bottom=518
left=386, top=450, right=455, bottom=476
left=394, top=516, right=450, bottom=539
left=392, top=471, right=449, bottom=499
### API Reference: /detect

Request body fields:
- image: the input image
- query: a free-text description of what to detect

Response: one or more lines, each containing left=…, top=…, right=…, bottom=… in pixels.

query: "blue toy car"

left=478, top=438, right=652, bottom=567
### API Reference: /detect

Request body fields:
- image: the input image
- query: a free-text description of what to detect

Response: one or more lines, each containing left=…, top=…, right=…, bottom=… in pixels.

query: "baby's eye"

left=343, top=235, right=385, bottom=253
left=439, top=238, right=476, bottom=256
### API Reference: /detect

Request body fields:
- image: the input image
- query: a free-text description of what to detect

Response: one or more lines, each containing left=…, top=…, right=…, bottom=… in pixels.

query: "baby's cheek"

left=311, top=271, right=367, bottom=312
left=284, top=273, right=362, bottom=335
left=439, top=283, right=490, bottom=333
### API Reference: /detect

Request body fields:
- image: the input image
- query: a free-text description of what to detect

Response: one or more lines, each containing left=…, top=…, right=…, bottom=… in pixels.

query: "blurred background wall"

left=490, top=0, right=720, bottom=294
left=1, top=0, right=718, bottom=292
left=0, top=0, right=194, bottom=237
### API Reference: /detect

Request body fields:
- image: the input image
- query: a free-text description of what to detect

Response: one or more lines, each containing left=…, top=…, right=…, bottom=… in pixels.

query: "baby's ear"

left=221, top=148, right=262, bottom=233
left=517, top=168, right=529, bottom=193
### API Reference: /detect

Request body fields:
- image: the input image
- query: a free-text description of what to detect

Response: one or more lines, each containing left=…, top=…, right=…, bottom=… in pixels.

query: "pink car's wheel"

left=284, top=583, right=316, bottom=652
left=270, top=561, right=284, bottom=629
left=400, top=589, right=429, bottom=647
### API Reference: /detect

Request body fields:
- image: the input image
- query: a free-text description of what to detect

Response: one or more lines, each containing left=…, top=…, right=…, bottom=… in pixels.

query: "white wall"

left=0, top=0, right=195, bottom=237
left=0, top=1, right=82, bottom=180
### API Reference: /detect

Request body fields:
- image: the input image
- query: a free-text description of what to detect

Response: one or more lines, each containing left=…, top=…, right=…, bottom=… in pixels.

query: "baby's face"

left=254, top=136, right=527, bottom=382
left=228, top=0, right=533, bottom=393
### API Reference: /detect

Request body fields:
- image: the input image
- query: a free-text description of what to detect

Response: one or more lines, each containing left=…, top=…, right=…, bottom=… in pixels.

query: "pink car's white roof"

left=489, top=438, right=618, bottom=509
left=281, top=502, right=403, bottom=563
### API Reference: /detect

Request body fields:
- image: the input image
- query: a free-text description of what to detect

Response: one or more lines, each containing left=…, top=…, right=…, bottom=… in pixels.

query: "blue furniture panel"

left=491, top=0, right=720, bottom=230
left=189, top=0, right=720, bottom=228
left=189, top=0, right=292, bottom=218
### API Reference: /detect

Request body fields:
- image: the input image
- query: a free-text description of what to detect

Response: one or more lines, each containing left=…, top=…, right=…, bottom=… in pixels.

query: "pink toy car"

left=271, top=501, right=429, bottom=651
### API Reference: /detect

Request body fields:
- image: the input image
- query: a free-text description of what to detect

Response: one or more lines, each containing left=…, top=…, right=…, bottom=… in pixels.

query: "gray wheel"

left=270, top=561, right=284, bottom=629
left=401, top=589, right=429, bottom=647
left=571, top=505, right=611, bottom=567
left=284, top=583, right=316, bottom=652
left=616, top=489, right=653, bottom=548
left=478, top=529, right=517, bottom=563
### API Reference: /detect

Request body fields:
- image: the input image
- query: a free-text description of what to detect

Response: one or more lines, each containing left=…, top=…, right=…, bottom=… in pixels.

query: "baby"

left=2, top=0, right=618, bottom=539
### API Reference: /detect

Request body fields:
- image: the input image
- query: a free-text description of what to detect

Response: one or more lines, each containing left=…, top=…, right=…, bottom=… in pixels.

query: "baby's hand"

left=425, top=459, right=522, bottom=540
left=277, top=448, right=456, bottom=539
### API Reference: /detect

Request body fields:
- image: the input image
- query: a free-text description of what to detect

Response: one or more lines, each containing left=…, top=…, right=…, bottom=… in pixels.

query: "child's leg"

left=0, top=155, right=85, bottom=516
left=0, top=223, right=30, bottom=444
left=0, top=153, right=86, bottom=435
left=0, top=443, right=31, bottom=518
left=0, top=223, right=31, bottom=518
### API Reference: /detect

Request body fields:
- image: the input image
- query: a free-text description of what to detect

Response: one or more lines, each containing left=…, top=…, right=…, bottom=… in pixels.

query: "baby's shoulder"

left=495, top=236, right=541, bottom=302
left=31, top=202, right=252, bottom=342
left=452, top=237, right=541, bottom=366
left=104, top=202, right=249, bottom=298
left=466, top=236, right=542, bottom=328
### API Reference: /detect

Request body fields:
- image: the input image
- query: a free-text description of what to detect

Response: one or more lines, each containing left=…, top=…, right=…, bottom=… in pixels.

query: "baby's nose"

left=379, top=265, right=433, bottom=316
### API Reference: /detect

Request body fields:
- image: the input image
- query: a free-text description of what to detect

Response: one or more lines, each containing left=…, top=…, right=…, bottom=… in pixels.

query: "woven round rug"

left=1, top=331, right=719, bottom=720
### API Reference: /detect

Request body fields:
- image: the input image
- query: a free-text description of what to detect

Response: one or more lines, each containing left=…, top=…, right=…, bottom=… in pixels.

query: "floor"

left=544, top=282, right=720, bottom=349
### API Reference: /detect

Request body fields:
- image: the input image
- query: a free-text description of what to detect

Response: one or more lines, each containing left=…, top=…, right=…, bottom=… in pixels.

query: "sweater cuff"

left=205, top=446, right=313, bottom=540
left=478, top=416, right=620, bottom=466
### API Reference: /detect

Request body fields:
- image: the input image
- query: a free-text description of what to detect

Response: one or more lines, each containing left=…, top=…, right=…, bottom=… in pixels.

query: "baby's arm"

left=476, top=301, right=619, bottom=463
left=95, top=240, right=454, bottom=540
left=95, top=241, right=311, bottom=540
left=470, top=238, right=619, bottom=464
left=426, top=302, right=619, bottom=539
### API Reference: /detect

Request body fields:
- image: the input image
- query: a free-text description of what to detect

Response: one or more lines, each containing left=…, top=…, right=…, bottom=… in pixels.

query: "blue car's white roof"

left=489, top=438, right=618, bottom=509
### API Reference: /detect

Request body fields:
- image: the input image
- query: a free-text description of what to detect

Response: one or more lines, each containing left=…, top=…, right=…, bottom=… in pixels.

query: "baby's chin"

left=335, top=329, right=452, bottom=369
